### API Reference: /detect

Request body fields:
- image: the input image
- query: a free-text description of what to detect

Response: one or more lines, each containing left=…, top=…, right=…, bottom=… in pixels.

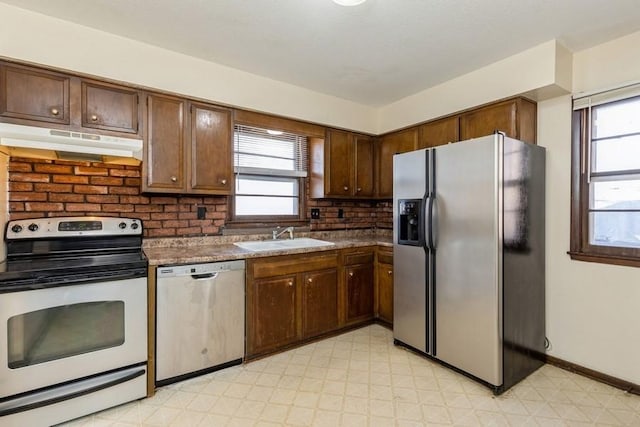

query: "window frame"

left=570, top=101, right=640, bottom=267
left=228, top=125, right=308, bottom=226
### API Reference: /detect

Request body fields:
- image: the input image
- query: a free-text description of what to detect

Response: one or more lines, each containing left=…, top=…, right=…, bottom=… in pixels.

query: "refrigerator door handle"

left=422, top=194, right=431, bottom=250
left=428, top=196, right=438, bottom=250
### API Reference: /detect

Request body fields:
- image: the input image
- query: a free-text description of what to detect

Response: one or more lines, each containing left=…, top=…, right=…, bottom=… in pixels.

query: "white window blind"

left=233, top=125, right=307, bottom=218
left=234, top=125, right=308, bottom=177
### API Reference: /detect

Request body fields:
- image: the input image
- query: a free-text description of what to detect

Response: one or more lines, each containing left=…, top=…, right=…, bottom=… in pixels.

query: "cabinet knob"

left=90, top=114, right=98, bottom=122
left=307, top=277, right=313, bottom=283
left=357, top=187, right=362, bottom=192
left=348, top=272, right=354, bottom=278
left=343, top=186, right=349, bottom=191
left=388, top=270, right=393, bottom=275
left=170, top=176, right=178, bottom=183
left=287, top=281, right=293, bottom=287
left=221, top=179, right=227, bottom=185
left=50, top=108, right=59, bottom=116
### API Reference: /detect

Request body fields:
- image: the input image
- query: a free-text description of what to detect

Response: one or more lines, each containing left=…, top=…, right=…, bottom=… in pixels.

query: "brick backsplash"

left=8, top=157, right=392, bottom=238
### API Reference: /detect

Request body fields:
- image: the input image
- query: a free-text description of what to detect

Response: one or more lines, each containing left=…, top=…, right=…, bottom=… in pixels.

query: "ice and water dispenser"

left=397, top=199, right=423, bottom=246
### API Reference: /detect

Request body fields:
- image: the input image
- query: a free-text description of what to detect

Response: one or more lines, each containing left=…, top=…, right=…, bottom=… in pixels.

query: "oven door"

left=0, top=277, right=147, bottom=399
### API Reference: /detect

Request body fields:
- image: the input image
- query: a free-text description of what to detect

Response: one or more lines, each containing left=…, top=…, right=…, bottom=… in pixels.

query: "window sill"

left=568, top=251, right=640, bottom=268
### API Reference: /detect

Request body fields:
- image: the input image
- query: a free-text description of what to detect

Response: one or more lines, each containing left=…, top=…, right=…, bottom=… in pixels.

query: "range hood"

left=0, top=123, right=143, bottom=163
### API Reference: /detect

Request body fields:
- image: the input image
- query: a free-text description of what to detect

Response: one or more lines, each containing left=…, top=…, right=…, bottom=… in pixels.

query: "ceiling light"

left=267, top=129, right=284, bottom=135
left=332, top=0, right=367, bottom=6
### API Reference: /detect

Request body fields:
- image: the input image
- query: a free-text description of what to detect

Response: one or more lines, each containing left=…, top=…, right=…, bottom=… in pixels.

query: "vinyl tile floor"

left=62, top=324, right=640, bottom=426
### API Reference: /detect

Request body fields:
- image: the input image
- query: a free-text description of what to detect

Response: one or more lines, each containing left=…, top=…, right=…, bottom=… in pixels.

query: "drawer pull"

left=50, top=108, right=59, bottom=116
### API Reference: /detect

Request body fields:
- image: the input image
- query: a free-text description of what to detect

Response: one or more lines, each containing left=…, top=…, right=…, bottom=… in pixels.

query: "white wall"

left=0, top=3, right=377, bottom=133
left=539, top=30, right=640, bottom=385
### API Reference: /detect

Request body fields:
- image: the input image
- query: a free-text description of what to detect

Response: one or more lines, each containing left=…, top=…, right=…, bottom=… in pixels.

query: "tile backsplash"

left=8, top=158, right=392, bottom=238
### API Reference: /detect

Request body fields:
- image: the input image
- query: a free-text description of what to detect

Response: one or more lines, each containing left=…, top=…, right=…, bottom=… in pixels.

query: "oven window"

left=7, top=301, right=125, bottom=369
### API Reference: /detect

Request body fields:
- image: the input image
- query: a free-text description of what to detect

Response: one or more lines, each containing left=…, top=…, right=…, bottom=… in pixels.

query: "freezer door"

left=434, top=135, right=503, bottom=386
left=393, top=149, right=429, bottom=354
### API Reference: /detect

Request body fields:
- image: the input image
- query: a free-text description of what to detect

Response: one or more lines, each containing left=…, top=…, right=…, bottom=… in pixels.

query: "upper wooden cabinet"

left=376, top=127, right=418, bottom=199
left=190, top=103, right=232, bottom=193
left=143, top=95, right=232, bottom=194
left=459, top=97, right=536, bottom=144
left=0, top=63, right=70, bottom=125
left=81, top=80, right=140, bottom=134
left=418, top=115, right=459, bottom=148
left=0, top=62, right=142, bottom=137
left=310, top=129, right=374, bottom=198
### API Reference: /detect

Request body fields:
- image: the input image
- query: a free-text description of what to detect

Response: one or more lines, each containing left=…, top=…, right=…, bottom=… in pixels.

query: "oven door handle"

left=0, top=364, right=146, bottom=417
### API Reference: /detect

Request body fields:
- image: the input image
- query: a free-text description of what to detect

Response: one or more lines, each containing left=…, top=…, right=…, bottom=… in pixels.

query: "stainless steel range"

left=0, top=216, right=148, bottom=427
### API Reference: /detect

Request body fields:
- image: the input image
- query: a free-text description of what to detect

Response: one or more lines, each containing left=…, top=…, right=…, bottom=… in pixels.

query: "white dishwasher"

left=155, top=260, right=245, bottom=385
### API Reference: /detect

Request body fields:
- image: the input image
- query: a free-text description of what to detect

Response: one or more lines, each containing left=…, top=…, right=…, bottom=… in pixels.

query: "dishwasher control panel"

left=157, top=260, right=245, bottom=277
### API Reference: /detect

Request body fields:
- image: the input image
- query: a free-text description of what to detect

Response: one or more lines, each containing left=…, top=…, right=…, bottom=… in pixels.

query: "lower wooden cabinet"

left=375, top=248, right=393, bottom=325
left=246, top=246, right=391, bottom=359
left=246, top=251, right=339, bottom=358
left=302, top=269, right=339, bottom=338
left=343, top=249, right=375, bottom=325
left=250, top=275, right=298, bottom=355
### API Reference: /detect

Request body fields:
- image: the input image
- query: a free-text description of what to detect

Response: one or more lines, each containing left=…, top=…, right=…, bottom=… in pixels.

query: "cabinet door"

left=0, top=63, right=69, bottom=125
left=377, top=127, right=418, bottom=198
left=302, top=269, right=338, bottom=339
left=345, top=263, right=374, bottom=324
left=460, top=100, right=517, bottom=141
left=376, top=262, right=393, bottom=324
left=145, top=94, right=186, bottom=191
left=81, top=80, right=140, bottom=134
left=190, top=103, right=232, bottom=194
left=250, top=276, right=298, bottom=355
left=418, top=116, right=459, bottom=148
left=326, top=129, right=353, bottom=196
left=354, top=134, right=374, bottom=197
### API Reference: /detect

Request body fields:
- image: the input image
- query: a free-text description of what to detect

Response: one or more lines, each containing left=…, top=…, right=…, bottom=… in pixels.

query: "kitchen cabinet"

left=250, top=275, right=299, bottom=356
left=302, top=269, right=339, bottom=339
left=460, top=97, right=536, bottom=144
left=144, top=94, right=186, bottom=192
left=342, top=249, right=374, bottom=325
left=376, top=127, right=418, bottom=198
left=81, top=80, right=140, bottom=134
left=143, top=96, right=233, bottom=194
left=0, top=62, right=143, bottom=137
left=246, top=251, right=339, bottom=358
left=375, top=247, right=393, bottom=325
left=309, top=129, right=374, bottom=198
left=0, top=62, right=70, bottom=125
left=418, top=115, right=459, bottom=148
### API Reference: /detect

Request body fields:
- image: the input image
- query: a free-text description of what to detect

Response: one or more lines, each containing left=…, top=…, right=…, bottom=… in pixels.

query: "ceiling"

left=4, top=0, right=640, bottom=106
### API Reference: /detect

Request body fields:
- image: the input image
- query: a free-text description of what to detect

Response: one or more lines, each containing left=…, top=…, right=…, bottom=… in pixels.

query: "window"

left=571, top=86, right=640, bottom=266
left=232, top=125, right=307, bottom=222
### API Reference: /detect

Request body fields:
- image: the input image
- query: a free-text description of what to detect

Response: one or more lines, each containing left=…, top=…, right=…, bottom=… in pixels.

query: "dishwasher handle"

left=191, top=272, right=219, bottom=280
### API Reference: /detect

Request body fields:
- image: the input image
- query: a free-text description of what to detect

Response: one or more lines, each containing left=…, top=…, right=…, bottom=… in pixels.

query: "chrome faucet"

left=272, top=226, right=294, bottom=240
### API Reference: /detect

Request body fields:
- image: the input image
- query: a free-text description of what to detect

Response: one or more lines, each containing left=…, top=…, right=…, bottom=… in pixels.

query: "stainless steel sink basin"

left=234, top=238, right=335, bottom=252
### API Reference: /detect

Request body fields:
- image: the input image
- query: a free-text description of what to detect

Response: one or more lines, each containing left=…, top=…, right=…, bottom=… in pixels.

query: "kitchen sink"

left=234, top=238, right=335, bottom=252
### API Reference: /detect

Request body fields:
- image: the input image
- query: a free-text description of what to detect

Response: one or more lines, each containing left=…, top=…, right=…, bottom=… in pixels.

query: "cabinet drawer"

left=251, top=251, right=338, bottom=279
left=377, top=251, right=393, bottom=265
left=343, top=251, right=374, bottom=266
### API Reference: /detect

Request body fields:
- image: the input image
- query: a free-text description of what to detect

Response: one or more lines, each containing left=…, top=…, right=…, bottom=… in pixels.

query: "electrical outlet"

left=338, top=208, right=344, bottom=219
left=197, top=206, right=207, bottom=220
left=311, top=208, right=320, bottom=219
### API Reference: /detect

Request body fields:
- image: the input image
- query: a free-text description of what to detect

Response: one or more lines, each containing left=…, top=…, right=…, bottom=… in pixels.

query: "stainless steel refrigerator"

left=393, top=132, right=545, bottom=394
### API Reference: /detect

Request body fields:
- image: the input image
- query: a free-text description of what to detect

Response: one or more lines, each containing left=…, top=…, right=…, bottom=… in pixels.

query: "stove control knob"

left=118, top=222, right=127, bottom=229
left=11, top=224, right=23, bottom=233
left=28, top=223, right=39, bottom=232
left=130, top=222, right=139, bottom=230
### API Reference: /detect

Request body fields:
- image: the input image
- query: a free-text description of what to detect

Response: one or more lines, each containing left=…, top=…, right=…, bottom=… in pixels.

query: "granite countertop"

left=143, top=229, right=392, bottom=266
